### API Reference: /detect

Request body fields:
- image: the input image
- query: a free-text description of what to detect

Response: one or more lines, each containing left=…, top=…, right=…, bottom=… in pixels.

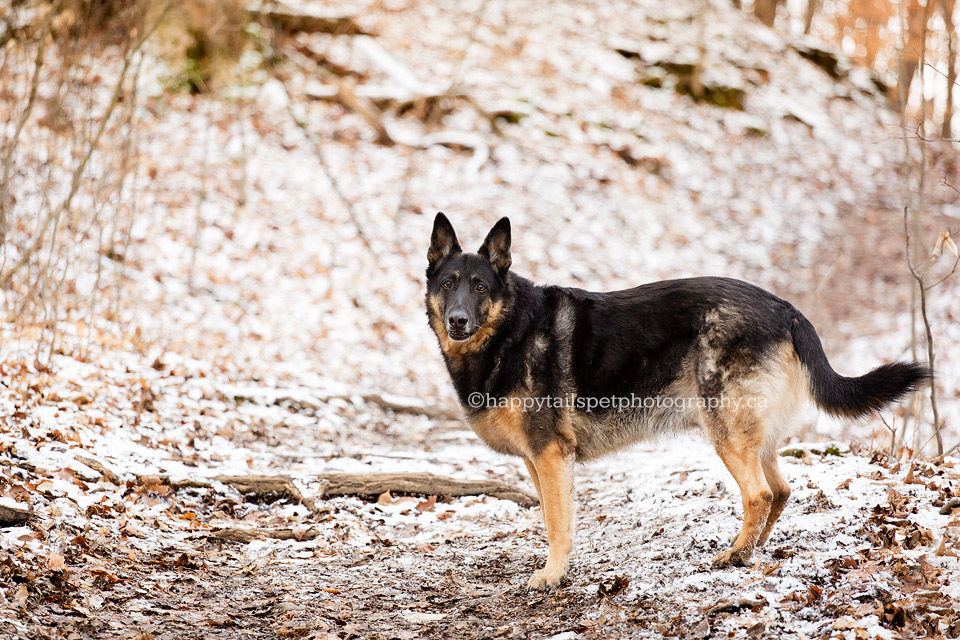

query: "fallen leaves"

left=597, top=574, right=629, bottom=598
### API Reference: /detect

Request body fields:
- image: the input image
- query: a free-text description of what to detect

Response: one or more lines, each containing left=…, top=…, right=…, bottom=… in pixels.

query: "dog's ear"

left=479, top=217, right=511, bottom=277
left=428, top=212, right=461, bottom=270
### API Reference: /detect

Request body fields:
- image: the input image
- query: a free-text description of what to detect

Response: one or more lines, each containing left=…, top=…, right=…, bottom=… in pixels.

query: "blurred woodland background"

left=2, top=0, right=957, bottom=455
left=1, top=1, right=960, bottom=638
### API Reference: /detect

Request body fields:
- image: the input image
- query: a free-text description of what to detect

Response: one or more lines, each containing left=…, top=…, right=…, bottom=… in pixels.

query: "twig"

left=879, top=413, right=897, bottom=459
left=903, top=206, right=943, bottom=456
left=392, top=0, right=490, bottom=220
left=918, top=49, right=960, bottom=90
left=942, top=174, right=960, bottom=194
left=925, top=254, right=960, bottom=289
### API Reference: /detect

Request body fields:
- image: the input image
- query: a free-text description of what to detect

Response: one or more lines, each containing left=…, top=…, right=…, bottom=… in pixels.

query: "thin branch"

left=903, top=206, right=944, bottom=456
left=941, top=440, right=960, bottom=461
left=918, top=49, right=960, bottom=90
left=272, top=74, right=372, bottom=249
left=893, top=121, right=960, bottom=145
left=925, top=255, right=960, bottom=290
left=942, top=174, right=960, bottom=194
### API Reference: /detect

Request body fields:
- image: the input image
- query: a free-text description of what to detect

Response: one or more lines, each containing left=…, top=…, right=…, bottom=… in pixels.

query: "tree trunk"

left=899, top=0, right=927, bottom=113
left=943, top=0, right=957, bottom=139
left=754, top=0, right=780, bottom=27
left=804, top=0, right=819, bottom=34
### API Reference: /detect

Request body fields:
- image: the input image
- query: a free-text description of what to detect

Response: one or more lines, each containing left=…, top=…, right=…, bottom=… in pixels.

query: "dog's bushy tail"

left=790, top=314, right=930, bottom=419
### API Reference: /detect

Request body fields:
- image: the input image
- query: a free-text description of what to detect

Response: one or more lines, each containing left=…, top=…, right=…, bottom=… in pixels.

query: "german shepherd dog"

left=425, top=213, right=928, bottom=590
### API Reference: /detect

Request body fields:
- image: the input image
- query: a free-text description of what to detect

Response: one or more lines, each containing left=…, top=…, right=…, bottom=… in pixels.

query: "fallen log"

left=214, top=475, right=317, bottom=512
left=317, top=472, right=538, bottom=507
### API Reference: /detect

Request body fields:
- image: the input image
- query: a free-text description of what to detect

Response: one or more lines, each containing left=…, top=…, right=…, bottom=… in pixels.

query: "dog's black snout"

left=448, top=313, right=468, bottom=330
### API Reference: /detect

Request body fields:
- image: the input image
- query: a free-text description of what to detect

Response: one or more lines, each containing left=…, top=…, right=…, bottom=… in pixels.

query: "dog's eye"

left=442, top=280, right=452, bottom=289
left=476, top=283, right=486, bottom=292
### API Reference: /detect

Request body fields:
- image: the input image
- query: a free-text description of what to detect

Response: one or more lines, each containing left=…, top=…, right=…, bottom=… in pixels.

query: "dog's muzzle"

left=446, top=311, right=474, bottom=341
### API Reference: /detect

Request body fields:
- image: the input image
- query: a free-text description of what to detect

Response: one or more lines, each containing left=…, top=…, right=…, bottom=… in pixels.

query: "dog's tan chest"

left=467, top=404, right=532, bottom=458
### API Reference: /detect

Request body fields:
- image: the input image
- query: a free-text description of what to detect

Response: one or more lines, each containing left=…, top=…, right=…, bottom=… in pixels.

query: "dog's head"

left=426, top=213, right=512, bottom=347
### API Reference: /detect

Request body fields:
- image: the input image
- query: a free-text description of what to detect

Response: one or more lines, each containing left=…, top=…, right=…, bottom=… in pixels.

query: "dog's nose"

left=448, top=313, right=468, bottom=330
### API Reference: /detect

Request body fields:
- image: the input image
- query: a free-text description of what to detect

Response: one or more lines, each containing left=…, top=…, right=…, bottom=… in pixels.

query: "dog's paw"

left=527, top=567, right=564, bottom=590
left=712, top=547, right=752, bottom=568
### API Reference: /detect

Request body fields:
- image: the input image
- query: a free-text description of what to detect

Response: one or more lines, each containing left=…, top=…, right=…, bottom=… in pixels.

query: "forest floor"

left=2, top=0, right=960, bottom=638
left=2, top=370, right=960, bottom=639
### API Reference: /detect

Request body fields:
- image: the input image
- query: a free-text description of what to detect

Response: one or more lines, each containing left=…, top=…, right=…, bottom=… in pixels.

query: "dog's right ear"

left=428, top=212, right=461, bottom=271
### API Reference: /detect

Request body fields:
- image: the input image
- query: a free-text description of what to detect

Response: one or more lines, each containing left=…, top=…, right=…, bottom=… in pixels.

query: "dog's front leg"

left=526, top=440, right=575, bottom=590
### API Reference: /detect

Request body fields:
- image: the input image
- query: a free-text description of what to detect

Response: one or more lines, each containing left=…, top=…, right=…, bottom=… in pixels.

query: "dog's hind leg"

left=701, top=408, right=773, bottom=568
left=523, top=458, right=544, bottom=506
left=526, top=440, right=575, bottom=590
left=756, top=451, right=790, bottom=547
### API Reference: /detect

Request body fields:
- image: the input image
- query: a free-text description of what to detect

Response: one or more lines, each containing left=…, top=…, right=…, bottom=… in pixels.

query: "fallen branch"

left=331, top=78, right=394, bottom=145
left=352, top=35, right=444, bottom=96
left=0, top=503, right=32, bottom=527
left=317, top=472, right=538, bottom=507
left=355, top=392, right=461, bottom=421
left=246, top=1, right=366, bottom=35
left=219, top=384, right=462, bottom=420
left=142, top=473, right=317, bottom=512
left=74, top=454, right=121, bottom=484
left=706, top=597, right=767, bottom=616
left=208, top=526, right=321, bottom=543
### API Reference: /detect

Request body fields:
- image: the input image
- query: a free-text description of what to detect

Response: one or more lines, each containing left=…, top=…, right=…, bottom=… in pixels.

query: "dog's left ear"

left=479, top=217, right=511, bottom=277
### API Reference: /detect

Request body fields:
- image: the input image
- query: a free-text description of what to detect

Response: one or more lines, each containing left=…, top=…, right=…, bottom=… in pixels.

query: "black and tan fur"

left=425, top=213, right=929, bottom=590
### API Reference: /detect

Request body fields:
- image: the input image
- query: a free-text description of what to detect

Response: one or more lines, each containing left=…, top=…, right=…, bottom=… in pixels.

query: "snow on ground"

left=1, top=0, right=960, bottom=637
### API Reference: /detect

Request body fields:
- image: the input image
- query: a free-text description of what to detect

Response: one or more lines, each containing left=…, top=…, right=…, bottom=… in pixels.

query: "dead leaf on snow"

left=403, top=612, right=447, bottom=623
left=14, top=584, right=28, bottom=608
left=416, top=495, right=437, bottom=512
